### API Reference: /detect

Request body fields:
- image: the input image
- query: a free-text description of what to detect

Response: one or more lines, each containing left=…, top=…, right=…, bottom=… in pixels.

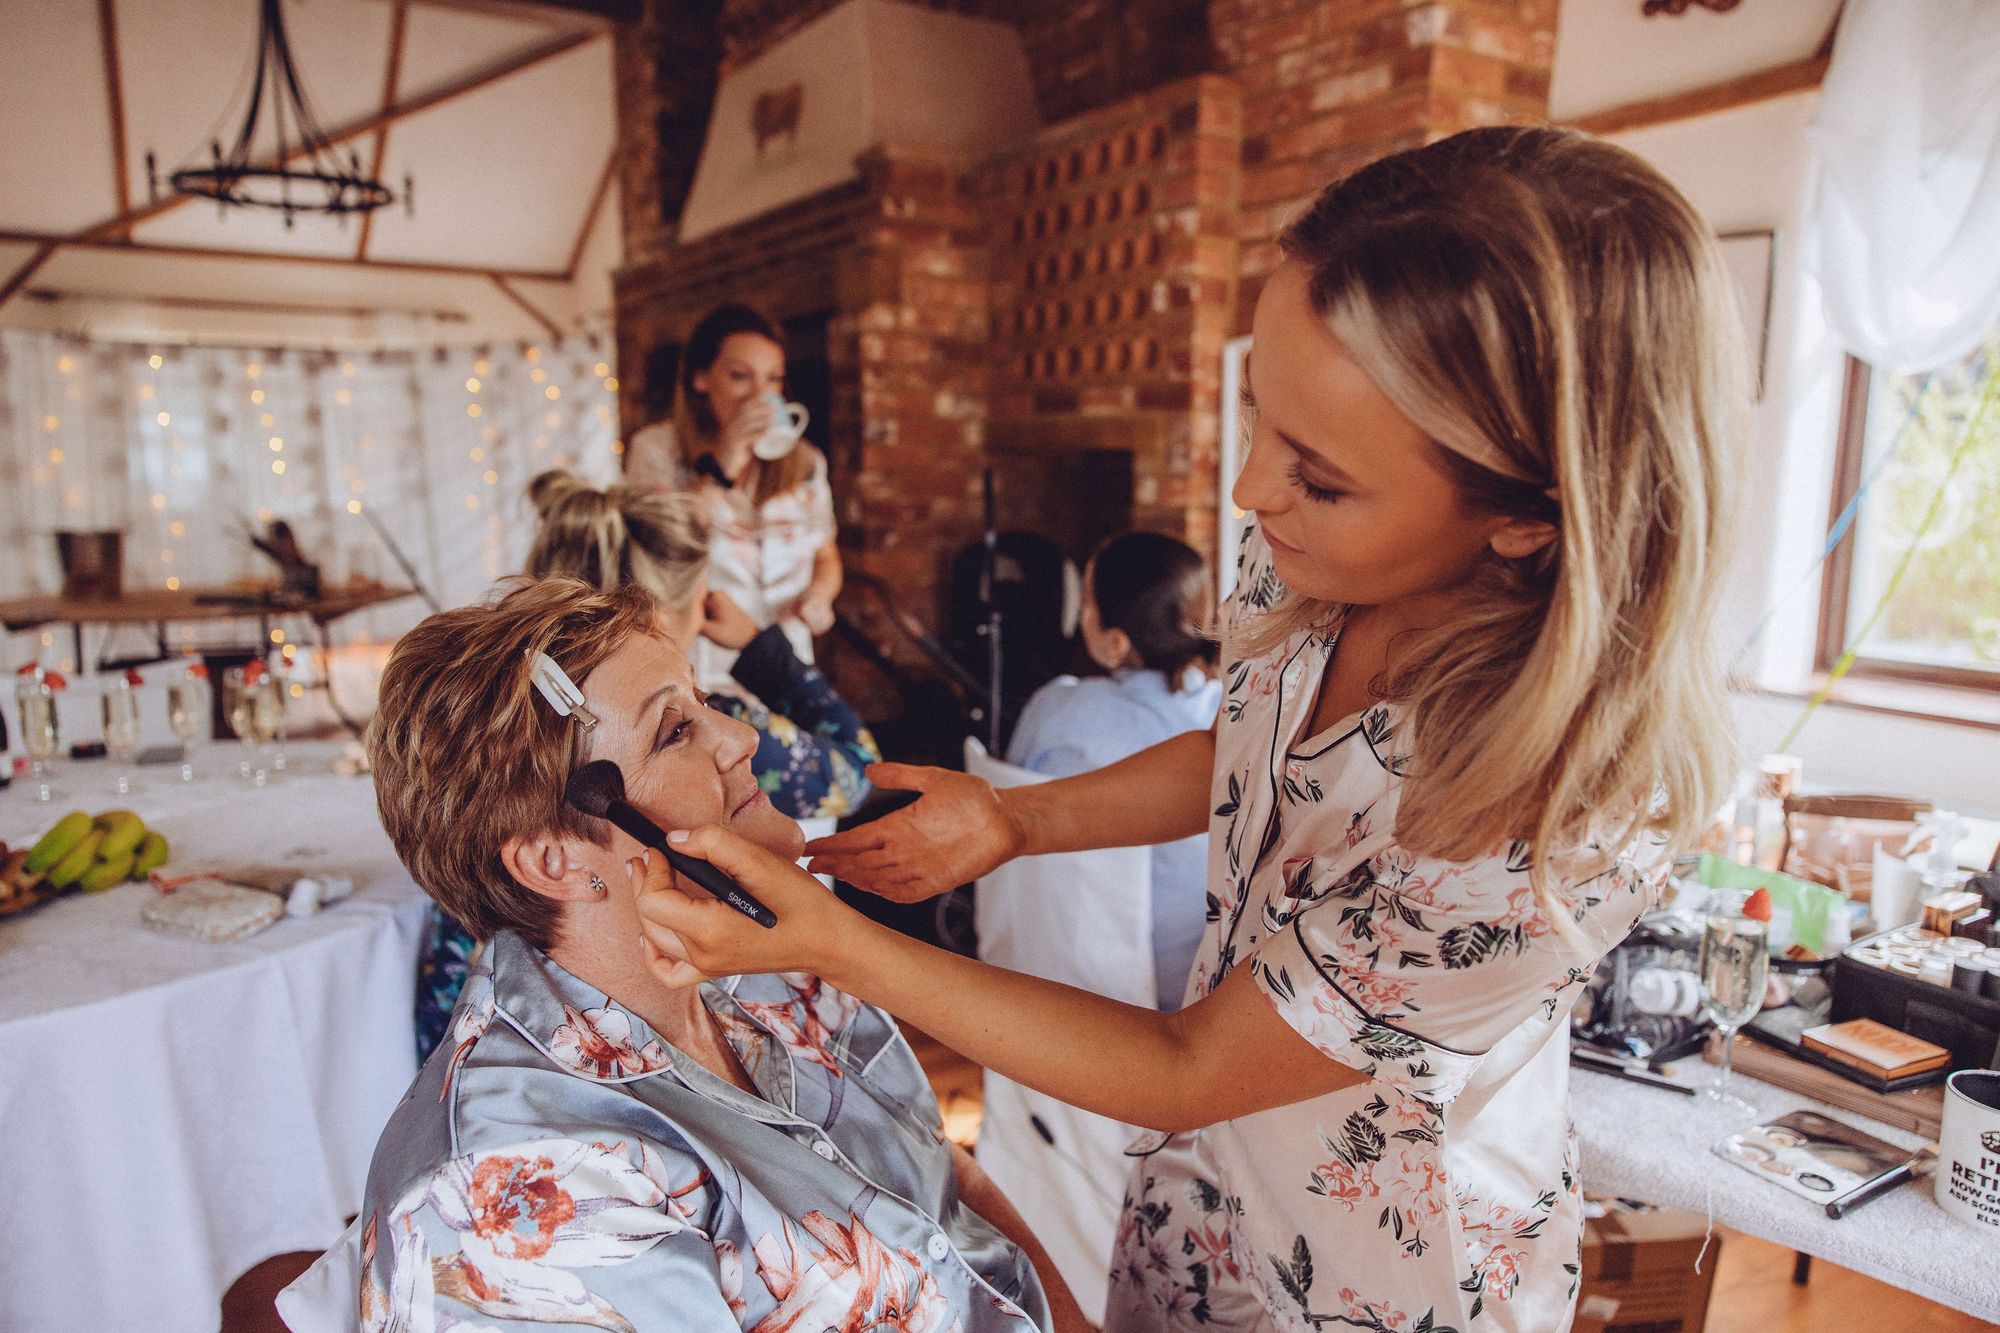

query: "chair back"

left=964, top=738, right=1154, bottom=1007
left=964, top=737, right=1153, bottom=1323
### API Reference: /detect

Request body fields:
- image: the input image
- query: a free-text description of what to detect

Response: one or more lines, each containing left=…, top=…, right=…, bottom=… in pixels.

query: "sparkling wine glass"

left=101, top=677, right=140, bottom=796
left=166, top=670, right=207, bottom=782
left=14, top=679, right=59, bottom=802
left=266, top=660, right=291, bottom=775
left=1699, top=912, right=1769, bottom=1115
left=222, top=666, right=271, bottom=786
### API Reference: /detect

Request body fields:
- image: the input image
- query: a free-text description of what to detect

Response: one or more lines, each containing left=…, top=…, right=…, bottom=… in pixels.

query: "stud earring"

left=589, top=873, right=608, bottom=897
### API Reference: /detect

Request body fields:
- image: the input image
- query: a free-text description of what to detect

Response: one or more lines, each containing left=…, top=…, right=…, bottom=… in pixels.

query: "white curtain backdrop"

left=0, top=329, right=620, bottom=673
left=1805, top=0, right=2000, bottom=373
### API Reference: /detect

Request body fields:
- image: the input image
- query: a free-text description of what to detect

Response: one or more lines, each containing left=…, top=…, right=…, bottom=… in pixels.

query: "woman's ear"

left=690, top=369, right=711, bottom=398
left=501, top=832, right=601, bottom=904
left=1490, top=518, right=1558, bottom=561
left=1095, top=626, right=1137, bottom=672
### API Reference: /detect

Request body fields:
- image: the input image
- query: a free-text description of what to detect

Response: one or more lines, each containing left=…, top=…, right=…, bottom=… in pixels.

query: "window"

left=1819, top=330, right=2000, bottom=690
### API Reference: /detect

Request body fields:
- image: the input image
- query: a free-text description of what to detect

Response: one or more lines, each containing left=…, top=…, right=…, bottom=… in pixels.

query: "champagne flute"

left=249, top=671, right=285, bottom=781
left=266, top=658, right=291, bottom=775
left=166, top=667, right=208, bottom=782
left=14, top=679, right=59, bottom=802
left=101, top=677, right=140, bottom=796
left=1699, top=912, right=1769, bottom=1114
left=221, top=665, right=268, bottom=786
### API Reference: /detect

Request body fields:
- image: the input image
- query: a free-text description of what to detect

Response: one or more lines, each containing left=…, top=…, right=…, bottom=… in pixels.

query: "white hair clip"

left=526, top=649, right=599, bottom=731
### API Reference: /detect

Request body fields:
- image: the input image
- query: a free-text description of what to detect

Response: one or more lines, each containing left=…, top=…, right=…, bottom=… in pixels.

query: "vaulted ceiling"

left=0, top=0, right=624, bottom=346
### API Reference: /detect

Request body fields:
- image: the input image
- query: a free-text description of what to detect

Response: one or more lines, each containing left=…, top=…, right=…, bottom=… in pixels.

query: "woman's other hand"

left=795, top=591, right=836, bottom=636
left=719, top=395, right=778, bottom=458
left=699, top=589, right=760, bottom=651
left=803, top=763, right=1025, bottom=902
left=635, top=829, right=857, bottom=981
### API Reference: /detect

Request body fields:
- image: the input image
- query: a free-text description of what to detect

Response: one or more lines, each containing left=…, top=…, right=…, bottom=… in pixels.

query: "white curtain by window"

left=1805, top=0, right=2000, bottom=373
left=0, top=330, right=619, bottom=669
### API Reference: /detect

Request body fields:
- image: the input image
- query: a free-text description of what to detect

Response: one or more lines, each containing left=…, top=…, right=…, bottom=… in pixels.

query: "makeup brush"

left=565, top=760, right=778, bottom=928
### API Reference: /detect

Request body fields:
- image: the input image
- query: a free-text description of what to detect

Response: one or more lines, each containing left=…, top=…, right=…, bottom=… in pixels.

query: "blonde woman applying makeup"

left=636, top=127, right=1744, bottom=1333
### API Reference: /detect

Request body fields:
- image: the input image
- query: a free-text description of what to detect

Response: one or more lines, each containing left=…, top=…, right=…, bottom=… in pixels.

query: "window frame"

left=1815, top=354, right=2000, bottom=694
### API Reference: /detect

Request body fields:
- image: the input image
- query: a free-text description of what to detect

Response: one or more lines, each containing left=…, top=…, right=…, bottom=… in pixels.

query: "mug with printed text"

left=1938, top=1069, right=2000, bottom=1229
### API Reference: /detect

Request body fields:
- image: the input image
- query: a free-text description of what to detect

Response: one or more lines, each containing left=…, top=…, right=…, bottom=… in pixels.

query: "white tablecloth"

left=0, top=743, right=432, bottom=1333
left=1573, top=1065, right=2000, bottom=1321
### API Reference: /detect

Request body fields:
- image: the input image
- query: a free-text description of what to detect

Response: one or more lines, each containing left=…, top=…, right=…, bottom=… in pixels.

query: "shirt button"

left=926, top=1234, right=950, bottom=1262
left=811, top=1139, right=837, bottom=1160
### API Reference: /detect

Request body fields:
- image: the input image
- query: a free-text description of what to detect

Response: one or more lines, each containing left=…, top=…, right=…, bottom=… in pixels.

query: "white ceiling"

left=0, top=0, right=619, bottom=347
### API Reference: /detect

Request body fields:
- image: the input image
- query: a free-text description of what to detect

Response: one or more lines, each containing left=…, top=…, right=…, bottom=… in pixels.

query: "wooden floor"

left=216, top=1033, right=1992, bottom=1331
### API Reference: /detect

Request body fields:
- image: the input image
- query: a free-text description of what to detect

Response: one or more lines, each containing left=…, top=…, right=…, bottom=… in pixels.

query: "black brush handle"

left=601, top=798, right=778, bottom=929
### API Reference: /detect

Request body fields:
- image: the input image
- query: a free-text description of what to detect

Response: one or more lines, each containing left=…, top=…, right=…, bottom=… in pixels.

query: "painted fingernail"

left=667, top=829, right=690, bottom=845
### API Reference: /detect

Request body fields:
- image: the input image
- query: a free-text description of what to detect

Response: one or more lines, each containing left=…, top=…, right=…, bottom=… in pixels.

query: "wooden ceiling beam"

left=0, top=228, right=568, bottom=283
left=356, top=0, right=412, bottom=262
left=370, top=0, right=640, bottom=28
left=0, top=242, right=62, bottom=312
left=1564, top=55, right=1829, bottom=137
left=490, top=273, right=564, bottom=338
left=97, top=0, right=133, bottom=230
left=75, top=28, right=600, bottom=242
left=25, top=288, right=473, bottom=324
left=565, top=149, right=618, bottom=279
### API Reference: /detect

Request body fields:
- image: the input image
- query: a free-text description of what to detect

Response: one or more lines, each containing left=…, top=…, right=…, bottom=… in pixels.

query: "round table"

left=0, top=742, right=432, bottom=1333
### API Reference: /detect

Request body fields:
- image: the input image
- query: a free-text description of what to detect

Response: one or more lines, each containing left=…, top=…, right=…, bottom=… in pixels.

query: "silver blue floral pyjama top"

left=358, top=931, right=1050, bottom=1331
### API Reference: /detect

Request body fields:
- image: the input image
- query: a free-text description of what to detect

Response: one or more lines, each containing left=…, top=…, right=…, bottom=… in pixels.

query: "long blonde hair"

left=524, top=470, right=710, bottom=615
left=1242, top=126, right=1744, bottom=907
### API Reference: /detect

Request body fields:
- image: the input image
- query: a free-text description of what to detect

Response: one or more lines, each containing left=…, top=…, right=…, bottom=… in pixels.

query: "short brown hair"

left=368, top=577, right=658, bottom=950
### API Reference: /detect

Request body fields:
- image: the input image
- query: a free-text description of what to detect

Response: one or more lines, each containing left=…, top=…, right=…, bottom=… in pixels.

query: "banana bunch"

left=0, top=810, right=170, bottom=906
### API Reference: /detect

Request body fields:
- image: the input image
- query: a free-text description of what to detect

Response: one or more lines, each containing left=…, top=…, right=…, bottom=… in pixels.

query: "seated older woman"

left=347, top=577, right=1077, bottom=1331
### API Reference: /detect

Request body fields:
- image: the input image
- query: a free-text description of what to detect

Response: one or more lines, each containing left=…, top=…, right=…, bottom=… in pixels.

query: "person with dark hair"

left=627, top=303, right=842, bottom=692
left=1005, top=531, right=1220, bottom=1009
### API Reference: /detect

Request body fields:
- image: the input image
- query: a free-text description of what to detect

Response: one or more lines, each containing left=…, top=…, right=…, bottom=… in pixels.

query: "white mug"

left=1872, top=847, right=1923, bottom=930
left=1938, top=1069, right=2000, bottom=1230
left=752, top=391, right=809, bottom=461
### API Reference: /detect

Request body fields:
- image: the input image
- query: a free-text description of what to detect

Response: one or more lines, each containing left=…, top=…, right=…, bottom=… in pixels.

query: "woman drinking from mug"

left=632, top=303, right=842, bottom=692
left=626, top=127, right=1744, bottom=1333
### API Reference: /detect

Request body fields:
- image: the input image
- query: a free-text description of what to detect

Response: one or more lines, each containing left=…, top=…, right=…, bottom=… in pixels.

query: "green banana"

left=133, top=831, right=170, bottom=878
left=81, top=852, right=135, bottom=892
left=24, top=812, right=93, bottom=874
left=46, top=829, right=106, bottom=890
left=95, top=810, right=146, bottom=861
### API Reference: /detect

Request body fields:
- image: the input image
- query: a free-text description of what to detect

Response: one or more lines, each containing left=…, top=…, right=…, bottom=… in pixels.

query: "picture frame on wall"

left=1718, top=229, right=1777, bottom=401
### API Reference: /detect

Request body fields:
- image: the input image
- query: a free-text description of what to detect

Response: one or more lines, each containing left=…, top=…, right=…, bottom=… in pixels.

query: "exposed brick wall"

left=980, top=72, right=1241, bottom=559
left=1214, top=0, right=1556, bottom=329
left=609, top=0, right=1558, bottom=719
left=1005, top=0, right=1216, bottom=125
left=613, top=144, right=992, bottom=713
left=613, top=0, right=725, bottom=270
